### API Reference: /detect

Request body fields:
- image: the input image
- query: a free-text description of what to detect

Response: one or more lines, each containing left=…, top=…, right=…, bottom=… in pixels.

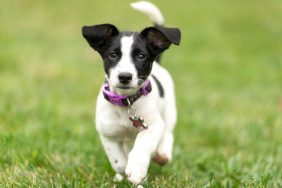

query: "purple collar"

left=102, top=80, right=152, bottom=107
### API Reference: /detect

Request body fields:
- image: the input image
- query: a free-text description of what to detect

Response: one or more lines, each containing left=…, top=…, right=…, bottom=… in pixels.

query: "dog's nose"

left=118, top=72, right=132, bottom=85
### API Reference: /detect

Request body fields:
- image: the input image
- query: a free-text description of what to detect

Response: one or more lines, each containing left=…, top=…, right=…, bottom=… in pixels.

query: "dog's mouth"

left=117, top=86, right=132, bottom=90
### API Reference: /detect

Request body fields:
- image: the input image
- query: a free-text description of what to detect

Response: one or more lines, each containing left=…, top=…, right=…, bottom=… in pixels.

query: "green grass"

left=1, top=0, right=282, bottom=187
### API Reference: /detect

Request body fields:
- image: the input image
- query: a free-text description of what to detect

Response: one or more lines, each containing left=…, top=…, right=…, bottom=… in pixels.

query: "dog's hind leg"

left=153, top=131, right=174, bottom=165
left=153, top=89, right=177, bottom=166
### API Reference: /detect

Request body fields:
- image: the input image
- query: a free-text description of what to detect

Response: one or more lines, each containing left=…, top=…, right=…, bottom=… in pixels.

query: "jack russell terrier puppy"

left=82, top=1, right=181, bottom=185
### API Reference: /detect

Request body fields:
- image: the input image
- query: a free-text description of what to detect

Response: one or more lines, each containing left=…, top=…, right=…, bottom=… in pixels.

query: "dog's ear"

left=141, top=26, right=181, bottom=53
left=82, top=24, right=119, bottom=52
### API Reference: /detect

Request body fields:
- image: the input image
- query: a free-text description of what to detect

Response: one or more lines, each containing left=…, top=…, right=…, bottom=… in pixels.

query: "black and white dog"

left=82, top=1, right=181, bottom=185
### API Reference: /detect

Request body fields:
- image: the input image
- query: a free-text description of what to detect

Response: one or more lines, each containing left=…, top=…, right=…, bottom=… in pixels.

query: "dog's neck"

left=102, top=80, right=152, bottom=107
left=108, top=83, right=140, bottom=96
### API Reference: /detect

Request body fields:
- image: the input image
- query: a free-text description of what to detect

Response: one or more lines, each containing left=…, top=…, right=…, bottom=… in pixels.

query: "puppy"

left=82, top=1, right=181, bottom=185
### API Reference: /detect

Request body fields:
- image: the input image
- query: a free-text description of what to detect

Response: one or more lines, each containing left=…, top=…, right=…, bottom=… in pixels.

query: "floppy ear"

left=141, top=26, right=181, bottom=52
left=82, top=24, right=119, bottom=52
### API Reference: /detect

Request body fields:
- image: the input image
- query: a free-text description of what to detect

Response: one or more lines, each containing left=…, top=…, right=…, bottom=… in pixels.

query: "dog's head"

left=82, top=24, right=181, bottom=95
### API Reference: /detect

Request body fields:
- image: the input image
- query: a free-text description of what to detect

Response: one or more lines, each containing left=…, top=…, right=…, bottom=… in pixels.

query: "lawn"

left=1, top=0, right=282, bottom=187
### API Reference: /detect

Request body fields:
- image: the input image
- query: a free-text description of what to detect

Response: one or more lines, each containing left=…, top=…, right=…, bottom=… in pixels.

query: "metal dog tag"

left=129, top=114, right=148, bottom=129
left=127, top=99, right=148, bottom=129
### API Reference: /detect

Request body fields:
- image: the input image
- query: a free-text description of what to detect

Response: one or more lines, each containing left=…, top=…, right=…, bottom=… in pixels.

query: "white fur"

left=108, top=36, right=140, bottom=96
left=131, top=1, right=164, bottom=25
left=96, top=62, right=177, bottom=185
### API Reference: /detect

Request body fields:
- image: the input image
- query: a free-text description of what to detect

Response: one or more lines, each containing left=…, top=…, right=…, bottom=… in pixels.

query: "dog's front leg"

left=125, top=117, right=164, bottom=185
left=100, top=135, right=127, bottom=181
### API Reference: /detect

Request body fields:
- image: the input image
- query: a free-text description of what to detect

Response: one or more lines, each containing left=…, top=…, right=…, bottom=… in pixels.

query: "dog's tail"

left=131, top=1, right=164, bottom=26
left=131, top=1, right=164, bottom=63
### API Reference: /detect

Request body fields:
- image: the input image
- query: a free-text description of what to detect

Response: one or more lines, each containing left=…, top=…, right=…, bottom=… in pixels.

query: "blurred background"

left=0, top=0, right=281, bottom=187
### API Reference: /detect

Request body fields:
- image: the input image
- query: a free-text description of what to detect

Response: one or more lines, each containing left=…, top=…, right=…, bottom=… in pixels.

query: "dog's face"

left=82, top=24, right=180, bottom=95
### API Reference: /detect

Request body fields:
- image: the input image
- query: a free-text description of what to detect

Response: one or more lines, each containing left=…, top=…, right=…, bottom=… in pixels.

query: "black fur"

left=82, top=24, right=119, bottom=53
left=140, top=26, right=181, bottom=54
left=131, top=33, right=157, bottom=81
left=151, top=74, right=164, bottom=98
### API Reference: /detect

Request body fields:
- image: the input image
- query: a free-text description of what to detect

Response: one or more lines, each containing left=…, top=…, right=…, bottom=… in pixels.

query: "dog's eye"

left=108, top=51, right=118, bottom=59
left=137, top=52, right=147, bottom=61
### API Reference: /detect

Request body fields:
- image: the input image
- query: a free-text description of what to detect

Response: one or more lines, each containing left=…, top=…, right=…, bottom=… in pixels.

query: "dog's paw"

left=113, top=173, right=124, bottom=182
left=125, top=164, right=147, bottom=185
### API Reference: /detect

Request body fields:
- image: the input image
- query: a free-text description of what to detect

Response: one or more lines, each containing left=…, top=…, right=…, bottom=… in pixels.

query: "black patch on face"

left=99, top=35, right=122, bottom=76
left=130, top=34, right=159, bottom=81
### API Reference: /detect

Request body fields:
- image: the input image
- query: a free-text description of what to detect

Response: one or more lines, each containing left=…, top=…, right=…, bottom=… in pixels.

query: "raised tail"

left=131, top=1, right=165, bottom=63
left=131, top=1, right=164, bottom=26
